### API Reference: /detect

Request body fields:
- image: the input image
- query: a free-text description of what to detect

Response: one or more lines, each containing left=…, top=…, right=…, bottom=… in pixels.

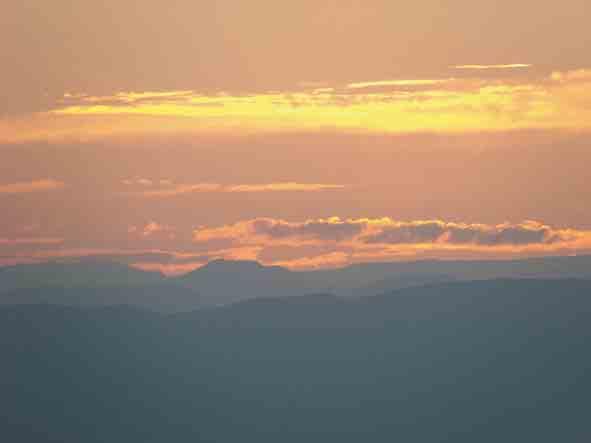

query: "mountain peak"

left=179, top=260, right=289, bottom=281
left=201, top=259, right=265, bottom=271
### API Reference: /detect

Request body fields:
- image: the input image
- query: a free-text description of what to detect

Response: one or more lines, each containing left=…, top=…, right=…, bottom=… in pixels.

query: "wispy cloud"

left=140, top=184, right=222, bottom=197
left=452, top=64, right=532, bottom=70
left=122, top=178, right=154, bottom=186
left=136, top=182, right=346, bottom=197
left=0, top=237, right=64, bottom=245
left=128, top=221, right=175, bottom=239
left=346, top=79, right=452, bottom=89
left=225, top=183, right=346, bottom=193
left=62, top=90, right=195, bottom=105
left=0, top=179, right=65, bottom=194
left=129, top=261, right=207, bottom=276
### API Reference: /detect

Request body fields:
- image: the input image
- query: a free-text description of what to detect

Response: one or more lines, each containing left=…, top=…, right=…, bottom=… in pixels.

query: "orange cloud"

left=3, top=218, right=591, bottom=273
left=272, top=251, right=351, bottom=270
left=0, top=237, right=64, bottom=245
left=192, top=217, right=363, bottom=245
left=128, top=221, right=175, bottom=239
left=346, top=79, right=452, bottom=89
left=361, top=219, right=569, bottom=246
left=4, top=68, right=591, bottom=143
left=122, top=178, right=154, bottom=186
left=225, top=183, right=346, bottom=193
left=128, top=246, right=262, bottom=275
left=136, top=182, right=346, bottom=197
left=0, top=247, right=211, bottom=269
left=140, top=184, right=223, bottom=197
left=199, top=217, right=567, bottom=246
left=47, top=68, right=591, bottom=134
left=62, top=90, right=195, bottom=105
left=191, top=217, right=591, bottom=268
left=0, top=179, right=65, bottom=194
left=129, top=261, right=204, bottom=276
left=452, top=64, right=532, bottom=70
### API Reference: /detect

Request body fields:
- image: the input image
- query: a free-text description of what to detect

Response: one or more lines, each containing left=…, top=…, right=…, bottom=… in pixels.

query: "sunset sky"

left=2, top=0, right=591, bottom=274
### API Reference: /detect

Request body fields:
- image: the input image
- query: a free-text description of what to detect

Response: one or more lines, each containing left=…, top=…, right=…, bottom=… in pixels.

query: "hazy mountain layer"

left=1, top=255, right=591, bottom=310
left=1, top=279, right=590, bottom=442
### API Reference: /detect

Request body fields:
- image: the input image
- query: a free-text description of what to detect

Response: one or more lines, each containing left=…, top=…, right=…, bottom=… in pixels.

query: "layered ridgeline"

left=1, top=255, right=591, bottom=311
left=2, top=279, right=590, bottom=442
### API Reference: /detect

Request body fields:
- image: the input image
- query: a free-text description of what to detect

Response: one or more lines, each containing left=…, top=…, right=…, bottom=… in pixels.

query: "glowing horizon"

left=2, top=0, right=591, bottom=271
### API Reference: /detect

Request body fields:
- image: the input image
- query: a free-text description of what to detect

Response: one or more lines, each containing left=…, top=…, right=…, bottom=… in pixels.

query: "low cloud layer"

left=0, top=179, right=65, bottom=194
left=193, top=217, right=581, bottom=247
left=188, top=217, right=591, bottom=270
left=361, top=220, right=568, bottom=246
left=252, top=217, right=364, bottom=242
left=3, top=217, right=590, bottom=274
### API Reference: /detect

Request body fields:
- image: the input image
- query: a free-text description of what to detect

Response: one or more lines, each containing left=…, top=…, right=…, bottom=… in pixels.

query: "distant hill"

left=1, top=279, right=590, bottom=442
left=1, top=255, right=591, bottom=310
left=0, top=261, right=164, bottom=291
left=300, top=254, right=591, bottom=291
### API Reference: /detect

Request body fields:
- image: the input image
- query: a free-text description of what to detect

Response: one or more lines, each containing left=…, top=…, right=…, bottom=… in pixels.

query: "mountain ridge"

left=2, top=255, right=591, bottom=311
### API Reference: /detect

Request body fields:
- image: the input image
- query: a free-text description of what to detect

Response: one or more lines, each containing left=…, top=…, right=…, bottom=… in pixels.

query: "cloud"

left=137, top=182, right=346, bottom=197
left=62, top=90, right=195, bottom=105
left=272, top=251, right=351, bottom=270
left=0, top=179, right=65, bottom=194
left=0, top=217, right=591, bottom=274
left=346, top=79, right=452, bottom=89
left=191, top=217, right=591, bottom=268
left=0, top=237, right=64, bottom=245
left=3, top=217, right=591, bottom=273
left=128, top=221, right=175, bottom=239
left=0, top=247, right=214, bottom=274
left=452, top=64, right=532, bottom=70
left=3, top=67, right=591, bottom=143
left=550, top=69, right=591, bottom=83
left=193, top=217, right=364, bottom=244
left=361, top=220, right=568, bottom=246
left=251, top=217, right=364, bottom=241
left=140, top=184, right=223, bottom=197
left=122, top=178, right=154, bottom=186
left=192, top=221, right=255, bottom=244
left=225, top=183, right=346, bottom=193
left=129, top=261, right=205, bottom=276
left=193, top=217, right=580, bottom=248
left=19, top=217, right=580, bottom=275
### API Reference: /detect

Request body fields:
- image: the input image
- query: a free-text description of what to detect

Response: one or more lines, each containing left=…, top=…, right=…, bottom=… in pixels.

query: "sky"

left=2, top=0, right=591, bottom=274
